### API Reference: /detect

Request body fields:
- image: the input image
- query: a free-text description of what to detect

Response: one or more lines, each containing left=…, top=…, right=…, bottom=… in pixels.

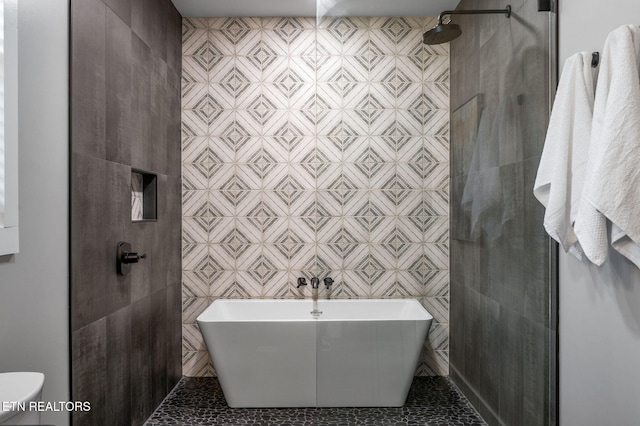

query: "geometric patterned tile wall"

left=181, top=16, right=450, bottom=377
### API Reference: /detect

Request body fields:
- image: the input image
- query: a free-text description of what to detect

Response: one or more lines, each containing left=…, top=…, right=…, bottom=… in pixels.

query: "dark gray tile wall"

left=71, top=319, right=107, bottom=426
left=70, top=0, right=182, bottom=424
left=70, top=0, right=106, bottom=161
left=449, top=1, right=556, bottom=425
left=106, top=306, right=132, bottom=426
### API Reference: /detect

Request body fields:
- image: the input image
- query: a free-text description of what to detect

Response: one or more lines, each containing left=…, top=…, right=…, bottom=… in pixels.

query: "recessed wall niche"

left=131, top=170, right=157, bottom=222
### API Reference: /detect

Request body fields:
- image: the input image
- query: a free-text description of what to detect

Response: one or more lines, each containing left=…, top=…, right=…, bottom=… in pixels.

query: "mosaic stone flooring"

left=144, top=376, right=486, bottom=426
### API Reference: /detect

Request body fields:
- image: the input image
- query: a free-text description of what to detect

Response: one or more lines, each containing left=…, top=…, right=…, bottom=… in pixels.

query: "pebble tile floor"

left=144, top=376, right=487, bottom=426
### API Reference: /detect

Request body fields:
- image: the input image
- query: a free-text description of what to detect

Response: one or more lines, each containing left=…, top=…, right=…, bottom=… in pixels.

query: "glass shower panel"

left=449, top=1, right=557, bottom=425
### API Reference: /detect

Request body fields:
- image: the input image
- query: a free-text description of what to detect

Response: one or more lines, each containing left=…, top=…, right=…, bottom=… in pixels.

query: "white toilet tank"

left=0, top=372, right=45, bottom=425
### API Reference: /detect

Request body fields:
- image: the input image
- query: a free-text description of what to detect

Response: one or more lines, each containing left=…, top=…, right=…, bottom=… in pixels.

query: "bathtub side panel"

left=197, top=320, right=316, bottom=407
left=316, top=319, right=431, bottom=407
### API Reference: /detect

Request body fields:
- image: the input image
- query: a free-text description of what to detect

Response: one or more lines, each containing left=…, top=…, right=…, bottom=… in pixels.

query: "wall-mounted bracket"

left=538, top=0, right=555, bottom=12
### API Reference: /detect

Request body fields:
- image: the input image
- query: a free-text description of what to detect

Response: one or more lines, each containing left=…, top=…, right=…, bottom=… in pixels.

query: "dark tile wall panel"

left=70, top=0, right=182, bottom=423
left=150, top=289, right=169, bottom=407
left=70, top=0, right=106, bottom=160
left=131, top=0, right=170, bottom=63
left=71, top=153, right=131, bottom=330
left=131, top=296, right=152, bottom=426
left=166, top=73, right=182, bottom=179
left=71, top=320, right=107, bottom=426
left=149, top=56, right=169, bottom=174
left=71, top=155, right=109, bottom=329
left=103, top=0, right=131, bottom=26
left=167, top=179, right=183, bottom=283
left=449, top=0, right=556, bottom=425
left=106, top=306, right=132, bottom=426
left=105, top=8, right=132, bottom=164
left=166, top=283, right=183, bottom=387
left=165, top=5, right=183, bottom=75
left=130, top=33, right=153, bottom=172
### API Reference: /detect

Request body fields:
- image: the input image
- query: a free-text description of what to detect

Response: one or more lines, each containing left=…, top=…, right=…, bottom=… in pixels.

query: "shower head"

left=423, top=5, right=511, bottom=45
left=423, top=22, right=462, bottom=45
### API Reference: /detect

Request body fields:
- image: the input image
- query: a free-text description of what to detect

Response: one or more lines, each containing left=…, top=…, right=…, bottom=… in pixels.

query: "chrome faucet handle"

left=324, top=277, right=334, bottom=288
left=296, top=277, right=307, bottom=288
left=310, top=277, right=320, bottom=289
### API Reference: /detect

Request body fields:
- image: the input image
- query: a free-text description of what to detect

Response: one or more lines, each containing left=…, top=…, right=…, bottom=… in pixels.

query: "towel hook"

left=591, top=51, right=599, bottom=67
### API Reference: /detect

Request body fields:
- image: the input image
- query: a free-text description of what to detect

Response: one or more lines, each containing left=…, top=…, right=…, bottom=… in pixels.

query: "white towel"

left=575, top=25, right=640, bottom=267
left=462, top=106, right=498, bottom=239
left=462, top=95, right=522, bottom=241
left=533, top=52, right=598, bottom=259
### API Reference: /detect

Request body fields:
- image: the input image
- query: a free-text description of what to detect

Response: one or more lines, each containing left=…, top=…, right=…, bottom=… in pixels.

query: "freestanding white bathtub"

left=196, top=299, right=432, bottom=408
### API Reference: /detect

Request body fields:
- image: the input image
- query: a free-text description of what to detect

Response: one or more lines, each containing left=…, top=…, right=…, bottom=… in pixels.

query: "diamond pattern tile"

left=422, top=296, right=449, bottom=324
left=182, top=56, right=209, bottom=86
left=183, top=297, right=211, bottom=324
left=182, top=271, right=210, bottom=298
left=417, top=349, right=449, bottom=377
left=181, top=16, right=450, bottom=378
left=427, top=323, right=449, bottom=351
left=261, top=271, right=293, bottom=298
left=271, top=17, right=304, bottom=43
left=183, top=324, right=206, bottom=352
left=423, top=270, right=450, bottom=297
left=182, top=351, right=214, bottom=378
left=182, top=28, right=209, bottom=57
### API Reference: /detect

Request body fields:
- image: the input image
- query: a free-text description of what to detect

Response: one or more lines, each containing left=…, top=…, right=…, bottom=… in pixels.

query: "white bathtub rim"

left=196, top=298, right=433, bottom=323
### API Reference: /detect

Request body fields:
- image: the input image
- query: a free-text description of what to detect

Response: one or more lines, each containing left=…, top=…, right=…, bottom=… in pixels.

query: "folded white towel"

left=575, top=25, right=640, bottom=267
left=534, top=52, right=597, bottom=259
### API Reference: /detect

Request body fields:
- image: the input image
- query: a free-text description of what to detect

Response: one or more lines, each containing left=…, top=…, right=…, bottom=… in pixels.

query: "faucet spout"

left=310, top=277, right=320, bottom=301
left=310, top=277, right=320, bottom=289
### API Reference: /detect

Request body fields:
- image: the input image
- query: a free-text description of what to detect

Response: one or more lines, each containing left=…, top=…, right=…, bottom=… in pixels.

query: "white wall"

left=559, top=1, right=640, bottom=425
left=0, top=0, right=69, bottom=425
